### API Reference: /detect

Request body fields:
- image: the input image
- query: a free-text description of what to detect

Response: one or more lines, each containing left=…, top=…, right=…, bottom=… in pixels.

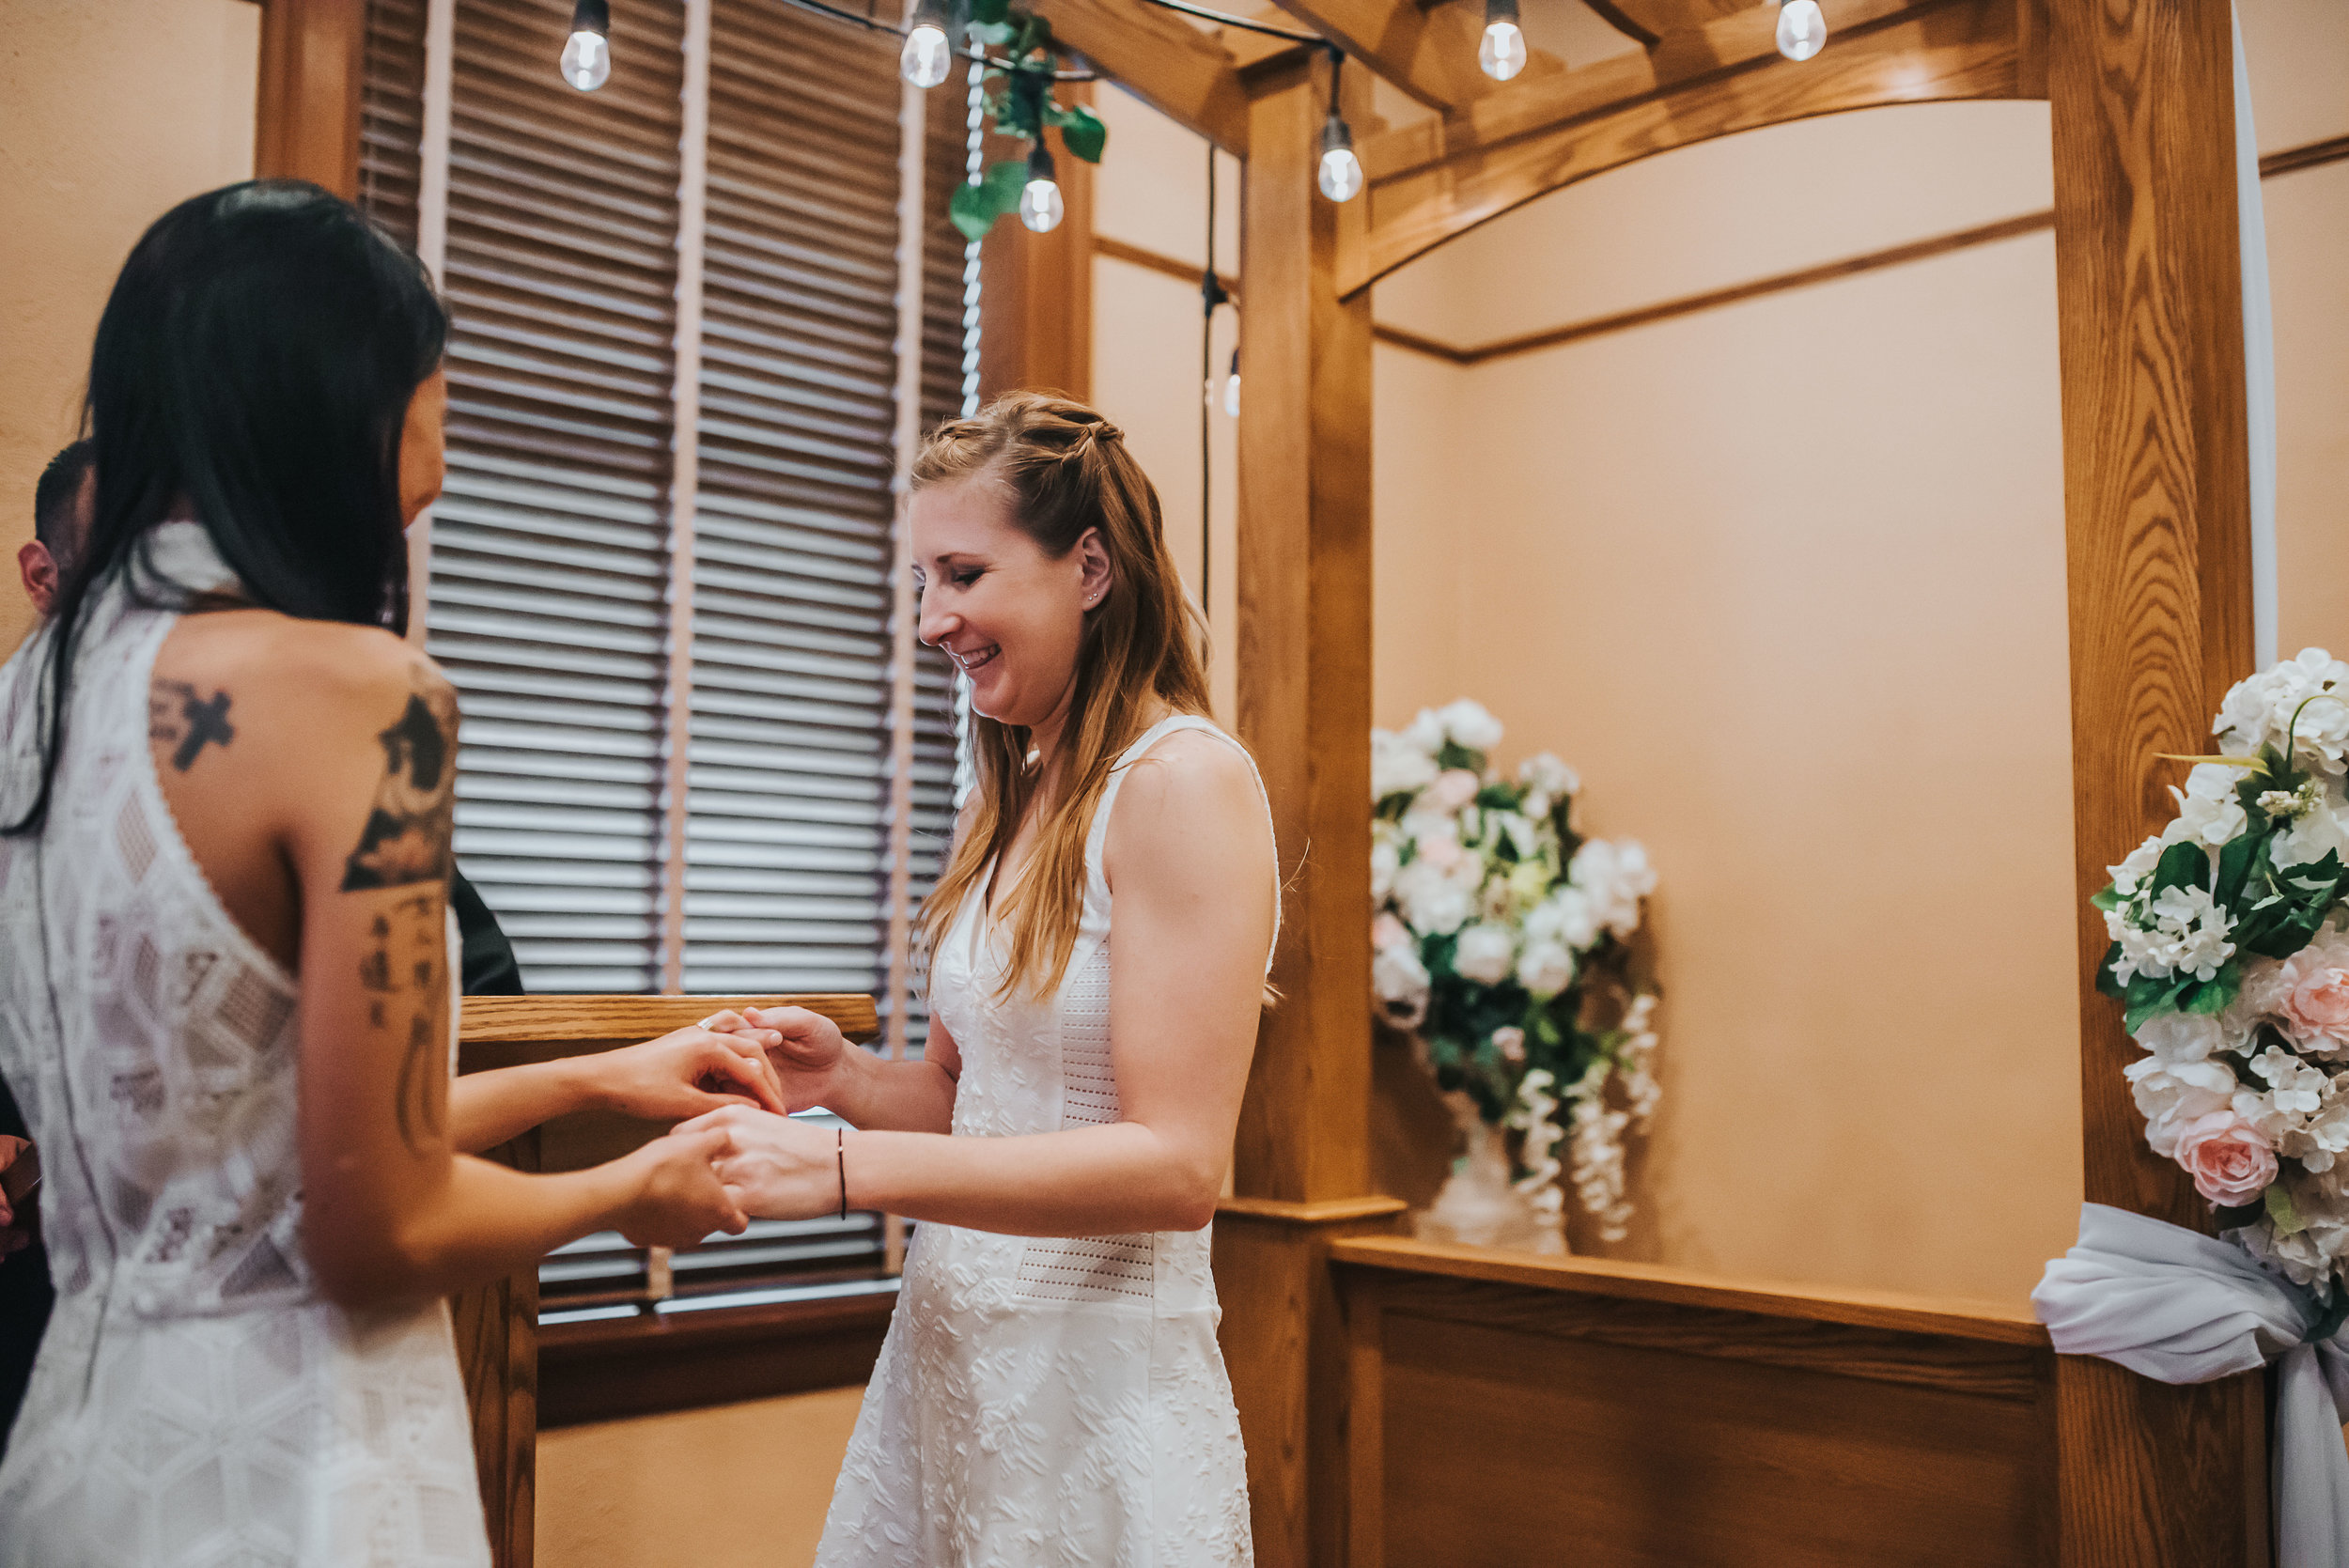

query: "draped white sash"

left=2034, top=1203, right=2349, bottom=1567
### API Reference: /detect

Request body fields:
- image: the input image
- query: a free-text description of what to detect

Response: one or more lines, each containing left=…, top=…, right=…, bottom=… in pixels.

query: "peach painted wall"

left=0, top=0, right=259, bottom=657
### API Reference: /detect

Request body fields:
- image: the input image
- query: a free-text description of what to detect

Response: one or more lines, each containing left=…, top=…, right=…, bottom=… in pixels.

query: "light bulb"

left=900, top=23, right=953, bottom=88
left=561, top=0, right=611, bottom=90
left=1479, top=21, right=1527, bottom=81
left=1317, top=115, right=1362, bottom=203
left=1222, top=354, right=1240, bottom=418
left=1774, top=0, right=1827, bottom=61
left=1019, top=146, right=1063, bottom=233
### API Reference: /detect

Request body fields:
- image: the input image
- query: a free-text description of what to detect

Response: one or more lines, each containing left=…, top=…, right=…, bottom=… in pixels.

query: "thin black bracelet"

left=836, top=1126, right=848, bottom=1221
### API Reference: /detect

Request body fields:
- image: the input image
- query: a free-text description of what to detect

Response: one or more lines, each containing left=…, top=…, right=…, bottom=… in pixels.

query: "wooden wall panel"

left=255, top=0, right=368, bottom=198
left=452, top=1128, right=542, bottom=1568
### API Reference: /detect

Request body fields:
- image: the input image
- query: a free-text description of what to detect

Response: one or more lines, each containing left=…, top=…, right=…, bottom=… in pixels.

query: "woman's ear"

left=1076, top=527, right=1112, bottom=611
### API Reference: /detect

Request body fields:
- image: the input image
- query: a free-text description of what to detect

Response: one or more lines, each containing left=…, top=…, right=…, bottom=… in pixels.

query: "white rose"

left=1490, top=1026, right=1526, bottom=1063
left=1395, top=858, right=1475, bottom=936
left=2275, top=803, right=2349, bottom=872
left=2124, top=1056, right=2239, bottom=1157
left=2132, top=1012, right=2226, bottom=1064
left=1370, top=831, right=1400, bottom=902
left=1371, top=941, right=1431, bottom=1027
left=1435, top=698, right=1504, bottom=753
left=1371, top=728, right=1440, bottom=801
left=1454, top=923, right=1517, bottom=986
left=2216, top=647, right=2349, bottom=779
left=1401, top=708, right=1445, bottom=753
left=1524, top=888, right=1600, bottom=952
left=1517, top=939, right=1577, bottom=999
left=1517, top=752, right=1579, bottom=800
left=1569, top=839, right=1656, bottom=939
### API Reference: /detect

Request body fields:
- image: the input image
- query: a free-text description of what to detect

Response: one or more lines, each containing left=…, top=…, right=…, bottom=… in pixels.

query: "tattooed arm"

left=283, top=643, right=747, bottom=1307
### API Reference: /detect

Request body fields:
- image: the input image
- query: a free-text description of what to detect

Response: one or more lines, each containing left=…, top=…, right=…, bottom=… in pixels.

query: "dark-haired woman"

left=0, top=182, right=783, bottom=1565
left=682, top=394, right=1279, bottom=1566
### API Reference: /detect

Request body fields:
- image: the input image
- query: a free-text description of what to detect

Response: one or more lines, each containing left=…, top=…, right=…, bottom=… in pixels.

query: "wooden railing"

left=452, top=993, right=879, bottom=1568
left=1332, top=1237, right=2057, bottom=1568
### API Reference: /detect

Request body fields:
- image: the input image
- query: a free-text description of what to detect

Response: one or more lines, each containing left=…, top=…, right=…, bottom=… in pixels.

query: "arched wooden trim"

left=1343, top=0, right=2041, bottom=296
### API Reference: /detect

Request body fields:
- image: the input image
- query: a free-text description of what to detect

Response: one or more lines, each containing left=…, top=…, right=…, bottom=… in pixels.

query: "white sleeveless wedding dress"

left=816, top=713, right=1274, bottom=1568
left=0, top=523, right=489, bottom=1566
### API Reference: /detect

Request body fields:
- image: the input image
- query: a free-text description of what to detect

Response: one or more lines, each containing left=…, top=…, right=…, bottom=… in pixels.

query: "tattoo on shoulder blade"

left=148, top=679, right=236, bottom=771
left=339, top=669, right=459, bottom=893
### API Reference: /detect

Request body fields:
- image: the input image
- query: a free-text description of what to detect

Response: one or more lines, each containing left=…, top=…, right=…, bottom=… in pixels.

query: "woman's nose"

left=917, top=596, right=956, bottom=648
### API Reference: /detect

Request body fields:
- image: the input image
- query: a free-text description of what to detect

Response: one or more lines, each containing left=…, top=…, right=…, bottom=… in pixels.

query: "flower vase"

left=1413, top=1093, right=1566, bottom=1254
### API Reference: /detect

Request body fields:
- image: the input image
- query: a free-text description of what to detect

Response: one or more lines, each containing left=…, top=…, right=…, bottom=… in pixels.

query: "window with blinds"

left=360, top=0, right=972, bottom=1314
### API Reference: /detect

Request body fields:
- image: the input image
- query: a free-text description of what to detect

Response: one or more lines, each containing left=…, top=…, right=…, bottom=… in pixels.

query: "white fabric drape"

left=2034, top=1203, right=2349, bottom=1568
left=2234, top=3, right=2279, bottom=668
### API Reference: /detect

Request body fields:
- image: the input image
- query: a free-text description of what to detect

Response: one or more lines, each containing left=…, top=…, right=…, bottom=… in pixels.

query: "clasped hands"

left=670, top=1006, right=860, bottom=1223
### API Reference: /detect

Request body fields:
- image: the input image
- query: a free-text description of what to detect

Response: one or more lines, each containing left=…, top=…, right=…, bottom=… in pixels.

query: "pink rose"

left=1417, top=831, right=1464, bottom=872
left=1426, top=769, right=1482, bottom=813
left=2172, top=1111, right=2279, bottom=1207
left=1371, top=912, right=1411, bottom=952
left=2280, top=956, right=2349, bottom=1053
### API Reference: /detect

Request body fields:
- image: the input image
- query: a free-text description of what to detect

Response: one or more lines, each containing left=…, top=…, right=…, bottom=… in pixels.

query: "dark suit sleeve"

left=449, top=866, right=524, bottom=996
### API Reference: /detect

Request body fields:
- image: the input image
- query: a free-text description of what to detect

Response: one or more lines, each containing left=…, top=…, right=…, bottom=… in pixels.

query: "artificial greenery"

left=947, top=0, right=1110, bottom=240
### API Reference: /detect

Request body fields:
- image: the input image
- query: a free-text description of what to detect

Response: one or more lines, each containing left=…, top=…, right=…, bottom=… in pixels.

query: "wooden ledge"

left=1218, top=1194, right=1412, bottom=1225
left=459, top=993, right=879, bottom=1075
left=1330, top=1234, right=2049, bottom=1345
left=539, top=1284, right=899, bottom=1427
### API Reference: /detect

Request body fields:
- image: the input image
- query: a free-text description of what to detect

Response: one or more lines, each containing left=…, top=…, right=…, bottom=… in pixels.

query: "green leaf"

left=2123, top=976, right=2191, bottom=1033
left=2150, top=838, right=2209, bottom=898
left=968, top=0, right=1010, bottom=25
left=2268, top=1181, right=2307, bottom=1236
left=948, top=180, right=999, bottom=241
left=2182, top=962, right=2242, bottom=1016
left=2090, top=883, right=2123, bottom=912
left=1057, top=102, right=1107, bottom=163
left=2214, top=831, right=2262, bottom=908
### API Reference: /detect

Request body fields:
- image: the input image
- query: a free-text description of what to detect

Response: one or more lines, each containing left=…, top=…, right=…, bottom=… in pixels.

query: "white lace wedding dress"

left=816, top=713, right=1272, bottom=1568
left=0, top=523, right=489, bottom=1567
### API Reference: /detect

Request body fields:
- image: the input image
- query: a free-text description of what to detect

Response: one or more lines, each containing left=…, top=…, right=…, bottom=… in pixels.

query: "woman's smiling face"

left=910, top=474, right=1107, bottom=733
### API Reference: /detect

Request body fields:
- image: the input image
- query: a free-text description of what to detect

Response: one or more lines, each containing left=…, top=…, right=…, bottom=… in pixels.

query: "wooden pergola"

left=258, top=0, right=2263, bottom=1560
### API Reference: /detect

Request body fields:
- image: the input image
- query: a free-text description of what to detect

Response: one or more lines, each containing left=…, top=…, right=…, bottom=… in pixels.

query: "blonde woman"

left=682, top=393, right=1279, bottom=1565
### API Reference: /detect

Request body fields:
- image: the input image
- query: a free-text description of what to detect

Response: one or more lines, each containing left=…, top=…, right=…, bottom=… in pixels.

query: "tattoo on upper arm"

left=148, top=679, right=236, bottom=771
left=363, top=890, right=451, bottom=1155
left=340, top=669, right=459, bottom=893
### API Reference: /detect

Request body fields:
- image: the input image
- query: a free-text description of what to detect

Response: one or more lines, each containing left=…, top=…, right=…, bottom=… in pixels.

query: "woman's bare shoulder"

left=1109, top=726, right=1267, bottom=849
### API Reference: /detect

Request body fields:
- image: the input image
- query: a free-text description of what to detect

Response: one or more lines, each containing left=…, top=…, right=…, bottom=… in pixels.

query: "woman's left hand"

left=594, top=1026, right=790, bottom=1123
left=672, top=1105, right=846, bottom=1221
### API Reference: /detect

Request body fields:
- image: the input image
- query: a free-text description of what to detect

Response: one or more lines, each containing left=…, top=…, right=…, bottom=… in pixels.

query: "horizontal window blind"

left=362, top=0, right=975, bottom=1318
left=682, top=0, right=901, bottom=998
left=428, top=0, right=685, bottom=993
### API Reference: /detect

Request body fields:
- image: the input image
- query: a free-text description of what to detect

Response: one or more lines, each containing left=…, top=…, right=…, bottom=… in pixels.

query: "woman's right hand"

left=708, top=1005, right=861, bottom=1116
left=610, top=1127, right=748, bottom=1250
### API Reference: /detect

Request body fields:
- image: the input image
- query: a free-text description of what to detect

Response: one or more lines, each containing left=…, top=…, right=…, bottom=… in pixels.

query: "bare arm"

left=449, top=1027, right=789, bottom=1155
left=692, top=732, right=1275, bottom=1235
left=279, top=649, right=743, bottom=1305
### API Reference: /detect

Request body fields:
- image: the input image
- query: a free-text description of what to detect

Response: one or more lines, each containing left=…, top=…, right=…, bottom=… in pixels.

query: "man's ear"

left=18, top=541, right=57, bottom=618
left=1076, top=528, right=1112, bottom=610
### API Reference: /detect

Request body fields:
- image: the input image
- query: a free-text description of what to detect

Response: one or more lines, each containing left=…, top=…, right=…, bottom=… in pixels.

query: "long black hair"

left=4, top=179, right=447, bottom=837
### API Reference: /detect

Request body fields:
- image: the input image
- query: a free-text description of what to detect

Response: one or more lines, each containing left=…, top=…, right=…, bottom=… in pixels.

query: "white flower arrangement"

left=2096, top=648, right=2349, bottom=1292
left=1371, top=699, right=1660, bottom=1240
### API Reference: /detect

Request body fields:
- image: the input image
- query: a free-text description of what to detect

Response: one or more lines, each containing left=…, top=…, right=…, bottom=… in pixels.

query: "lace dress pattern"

left=816, top=715, right=1270, bottom=1568
left=0, top=525, right=489, bottom=1567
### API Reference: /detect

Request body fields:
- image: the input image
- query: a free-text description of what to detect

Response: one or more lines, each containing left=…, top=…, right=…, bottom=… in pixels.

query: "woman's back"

left=0, top=524, right=489, bottom=1567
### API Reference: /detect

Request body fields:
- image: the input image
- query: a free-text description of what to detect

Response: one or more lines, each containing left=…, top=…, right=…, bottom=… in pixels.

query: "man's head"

left=23, top=439, right=94, bottom=617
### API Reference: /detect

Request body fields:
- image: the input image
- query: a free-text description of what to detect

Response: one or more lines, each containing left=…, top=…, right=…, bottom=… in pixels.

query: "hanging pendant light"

left=1019, top=144, right=1065, bottom=233
left=1222, top=349, right=1240, bottom=418
left=1478, top=0, right=1528, bottom=82
left=561, top=0, right=612, bottom=90
left=901, top=0, right=955, bottom=88
left=1316, top=50, right=1361, bottom=204
left=1771, top=0, right=1827, bottom=61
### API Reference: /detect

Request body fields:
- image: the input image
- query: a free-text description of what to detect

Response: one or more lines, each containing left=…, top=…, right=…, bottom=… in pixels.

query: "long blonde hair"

left=913, top=392, right=1212, bottom=997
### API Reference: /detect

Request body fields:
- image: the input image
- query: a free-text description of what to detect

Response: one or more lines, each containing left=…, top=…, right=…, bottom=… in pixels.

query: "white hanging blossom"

left=1508, top=1067, right=1567, bottom=1227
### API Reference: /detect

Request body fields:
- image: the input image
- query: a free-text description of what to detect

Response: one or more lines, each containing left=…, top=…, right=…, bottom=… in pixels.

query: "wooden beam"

left=2046, top=0, right=2265, bottom=1560
left=1263, top=0, right=1563, bottom=112
left=1026, top=0, right=1252, bottom=152
left=1580, top=0, right=1750, bottom=49
left=978, top=88, right=1097, bottom=402
left=255, top=0, right=368, bottom=198
left=1346, top=0, right=2032, bottom=294
left=1217, top=51, right=1397, bottom=1568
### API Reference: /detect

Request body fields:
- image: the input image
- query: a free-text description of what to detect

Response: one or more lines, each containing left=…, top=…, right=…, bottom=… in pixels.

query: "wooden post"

left=2046, top=0, right=2266, bottom=1560
left=1220, top=48, right=1404, bottom=1568
left=977, top=85, right=1096, bottom=403
left=255, top=0, right=368, bottom=198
